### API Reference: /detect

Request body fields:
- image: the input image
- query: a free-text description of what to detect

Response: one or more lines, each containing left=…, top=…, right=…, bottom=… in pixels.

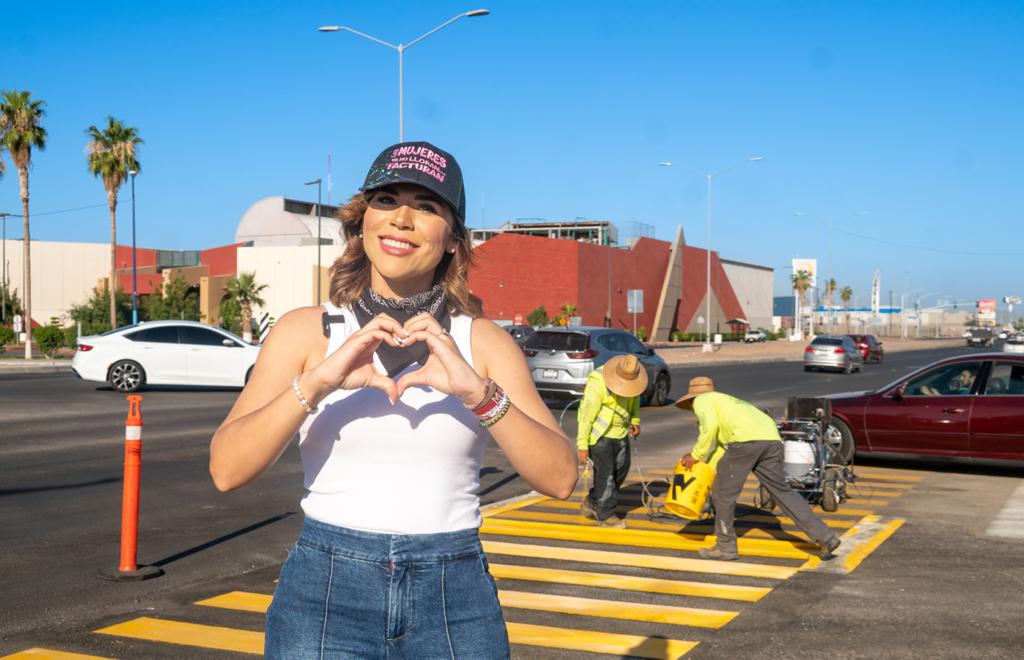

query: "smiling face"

left=361, top=183, right=458, bottom=298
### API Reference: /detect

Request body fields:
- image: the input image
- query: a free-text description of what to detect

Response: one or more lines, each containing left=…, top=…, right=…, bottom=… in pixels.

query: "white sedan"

left=71, top=321, right=260, bottom=392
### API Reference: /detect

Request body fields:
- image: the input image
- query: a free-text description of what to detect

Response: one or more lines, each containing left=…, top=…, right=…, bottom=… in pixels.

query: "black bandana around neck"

left=352, top=285, right=452, bottom=377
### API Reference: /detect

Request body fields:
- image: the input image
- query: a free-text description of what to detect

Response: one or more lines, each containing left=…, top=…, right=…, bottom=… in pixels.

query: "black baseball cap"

left=360, top=141, right=466, bottom=225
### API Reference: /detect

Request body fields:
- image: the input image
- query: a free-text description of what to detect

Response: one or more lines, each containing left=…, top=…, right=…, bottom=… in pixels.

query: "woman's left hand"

left=395, top=313, right=487, bottom=406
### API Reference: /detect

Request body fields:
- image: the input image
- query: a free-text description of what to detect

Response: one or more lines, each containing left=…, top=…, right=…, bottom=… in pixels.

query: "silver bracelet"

left=291, top=375, right=316, bottom=414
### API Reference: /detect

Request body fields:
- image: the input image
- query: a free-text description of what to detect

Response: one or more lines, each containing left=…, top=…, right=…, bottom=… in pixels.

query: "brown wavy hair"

left=328, top=192, right=484, bottom=318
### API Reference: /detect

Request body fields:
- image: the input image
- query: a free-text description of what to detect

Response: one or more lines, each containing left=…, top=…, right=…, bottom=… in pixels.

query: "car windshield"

left=811, top=337, right=843, bottom=346
left=524, top=332, right=588, bottom=351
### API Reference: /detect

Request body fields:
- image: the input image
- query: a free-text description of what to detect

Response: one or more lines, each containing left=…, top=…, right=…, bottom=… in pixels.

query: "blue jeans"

left=265, top=518, right=509, bottom=659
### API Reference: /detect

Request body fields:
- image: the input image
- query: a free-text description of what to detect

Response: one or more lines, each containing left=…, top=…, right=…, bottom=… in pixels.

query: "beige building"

left=2, top=239, right=109, bottom=325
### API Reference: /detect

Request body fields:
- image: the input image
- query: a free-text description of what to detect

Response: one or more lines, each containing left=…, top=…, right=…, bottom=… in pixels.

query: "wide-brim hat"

left=360, top=141, right=466, bottom=225
left=674, top=376, right=715, bottom=409
left=603, top=355, right=648, bottom=398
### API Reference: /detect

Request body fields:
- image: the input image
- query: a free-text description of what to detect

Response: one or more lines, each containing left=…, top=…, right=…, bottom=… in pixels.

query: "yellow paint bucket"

left=664, top=447, right=723, bottom=520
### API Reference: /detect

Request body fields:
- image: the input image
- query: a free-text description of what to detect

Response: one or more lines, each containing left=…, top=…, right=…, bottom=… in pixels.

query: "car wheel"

left=825, top=418, right=855, bottom=465
left=109, top=360, right=145, bottom=393
left=244, top=366, right=254, bottom=385
left=821, top=466, right=844, bottom=512
left=652, top=372, right=671, bottom=406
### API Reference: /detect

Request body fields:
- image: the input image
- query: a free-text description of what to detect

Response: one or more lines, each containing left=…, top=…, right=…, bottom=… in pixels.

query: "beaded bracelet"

left=292, top=375, right=316, bottom=415
left=466, top=378, right=498, bottom=411
left=471, top=380, right=511, bottom=428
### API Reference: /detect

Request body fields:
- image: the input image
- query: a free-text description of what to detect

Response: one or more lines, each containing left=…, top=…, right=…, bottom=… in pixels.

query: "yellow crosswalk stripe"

left=481, top=518, right=814, bottom=559
left=842, top=471, right=923, bottom=482
left=537, top=497, right=879, bottom=518
left=506, top=622, right=697, bottom=658
left=1, top=651, right=112, bottom=659
left=499, top=590, right=737, bottom=628
left=95, top=617, right=263, bottom=655
left=196, top=591, right=271, bottom=613
left=739, top=485, right=907, bottom=498
left=494, top=508, right=853, bottom=532
left=489, top=563, right=771, bottom=602
left=483, top=540, right=798, bottom=579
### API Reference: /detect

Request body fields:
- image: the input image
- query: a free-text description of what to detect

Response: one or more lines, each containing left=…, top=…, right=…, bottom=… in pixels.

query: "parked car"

left=825, top=353, right=1024, bottom=464
left=71, top=321, right=260, bottom=392
left=845, top=333, right=884, bottom=363
left=966, top=328, right=994, bottom=347
left=803, top=335, right=864, bottom=373
left=503, top=324, right=536, bottom=346
left=744, top=329, right=767, bottom=343
left=521, top=327, right=671, bottom=405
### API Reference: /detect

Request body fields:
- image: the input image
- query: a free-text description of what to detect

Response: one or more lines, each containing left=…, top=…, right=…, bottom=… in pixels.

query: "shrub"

left=527, top=306, right=550, bottom=328
left=636, top=326, right=648, bottom=341
left=35, top=325, right=65, bottom=358
left=0, top=325, right=15, bottom=347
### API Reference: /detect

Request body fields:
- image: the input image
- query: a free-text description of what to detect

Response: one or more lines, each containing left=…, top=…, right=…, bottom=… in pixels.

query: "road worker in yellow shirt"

left=577, top=355, right=647, bottom=528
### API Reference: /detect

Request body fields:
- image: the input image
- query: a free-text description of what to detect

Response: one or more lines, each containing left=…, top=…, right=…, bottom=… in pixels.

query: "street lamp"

left=0, top=212, right=12, bottom=323
left=129, top=170, right=138, bottom=325
left=659, top=157, right=764, bottom=351
left=793, top=210, right=868, bottom=333
left=319, top=9, right=490, bottom=142
left=305, top=178, right=323, bottom=304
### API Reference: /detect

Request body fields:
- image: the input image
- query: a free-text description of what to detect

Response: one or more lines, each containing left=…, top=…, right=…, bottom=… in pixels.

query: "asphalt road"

left=1, top=346, right=1022, bottom=658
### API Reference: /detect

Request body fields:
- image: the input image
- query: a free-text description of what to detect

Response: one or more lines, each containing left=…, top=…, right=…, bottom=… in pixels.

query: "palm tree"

left=840, top=286, right=853, bottom=332
left=559, top=302, right=578, bottom=326
left=86, top=116, right=142, bottom=329
left=791, top=269, right=812, bottom=337
left=825, top=278, right=837, bottom=332
left=223, top=272, right=268, bottom=343
left=0, top=90, right=47, bottom=359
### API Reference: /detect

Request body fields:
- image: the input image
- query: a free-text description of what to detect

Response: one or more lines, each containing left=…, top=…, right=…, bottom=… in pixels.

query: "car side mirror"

left=892, top=384, right=905, bottom=401
left=646, top=347, right=655, bottom=357
left=222, top=339, right=236, bottom=347
left=877, top=341, right=884, bottom=346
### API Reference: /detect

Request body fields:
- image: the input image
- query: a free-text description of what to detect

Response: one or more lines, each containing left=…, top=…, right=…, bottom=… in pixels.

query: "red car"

left=845, top=334, right=884, bottom=363
left=826, top=353, right=1024, bottom=464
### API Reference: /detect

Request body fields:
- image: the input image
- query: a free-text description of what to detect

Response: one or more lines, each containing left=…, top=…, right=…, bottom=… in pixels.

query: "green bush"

left=0, top=325, right=15, bottom=347
left=35, top=325, right=65, bottom=358
left=636, top=326, right=648, bottom=341
left=527, top=306, right=550, bottom=328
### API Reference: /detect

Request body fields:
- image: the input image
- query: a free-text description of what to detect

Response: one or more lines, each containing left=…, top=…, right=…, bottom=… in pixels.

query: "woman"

left=210, top=141, right=577, bottom=658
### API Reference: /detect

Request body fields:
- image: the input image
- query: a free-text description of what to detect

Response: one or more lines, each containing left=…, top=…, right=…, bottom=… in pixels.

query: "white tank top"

left=298, top=302, right=486, bottom=534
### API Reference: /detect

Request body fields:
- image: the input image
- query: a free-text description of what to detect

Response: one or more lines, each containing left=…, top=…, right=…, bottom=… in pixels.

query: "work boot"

left=579, top=497, right=597, bottom=520
left=697, top=546, right=740, bottom=561
left=819, top=535, right=842, bottom=559
left=596, top=515, right=627, bottom=529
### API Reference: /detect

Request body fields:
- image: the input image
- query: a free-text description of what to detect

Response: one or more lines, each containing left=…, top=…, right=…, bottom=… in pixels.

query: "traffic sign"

left=626, top=289, right=643, bottom=314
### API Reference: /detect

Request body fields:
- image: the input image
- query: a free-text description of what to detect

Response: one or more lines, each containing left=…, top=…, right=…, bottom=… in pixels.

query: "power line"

left=0, top=198, right=134, bottom=218
left=833, top=227, right=1024, bottom=257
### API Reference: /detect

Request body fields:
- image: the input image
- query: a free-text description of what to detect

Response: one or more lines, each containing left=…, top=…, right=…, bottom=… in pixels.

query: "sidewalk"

left=0, top=357, right=73, bottom=373
left=652, top=336, right=964, bottom=367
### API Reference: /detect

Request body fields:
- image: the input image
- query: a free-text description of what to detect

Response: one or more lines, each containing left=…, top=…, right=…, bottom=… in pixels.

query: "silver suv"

left=522, top=327, right=671, bottom=406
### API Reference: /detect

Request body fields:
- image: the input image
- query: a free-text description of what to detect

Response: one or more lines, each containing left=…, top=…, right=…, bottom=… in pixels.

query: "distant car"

left=71, top=321, right=260, bottom=392
left=967, top=329, right=994, bottom=348
left=521, top=327, right=671, bottom=405
left=503, top=324, right=536, bottom=346
left=826, top=353, right=1024, bottom=464
left=1004, top=333, right=1024, bottom=354
left=846, top=333, right=884, bottom=363
left=997, top=330, right=1010, bottom=340
left=744, top=329, right=767, bottom=343
left=803, top=335, right=864, bottom=374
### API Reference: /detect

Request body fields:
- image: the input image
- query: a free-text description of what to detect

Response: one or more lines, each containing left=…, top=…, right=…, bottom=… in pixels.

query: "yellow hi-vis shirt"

left=576, top=369, right=640, bottom=450
left=691, top=391, right=781, bottom=462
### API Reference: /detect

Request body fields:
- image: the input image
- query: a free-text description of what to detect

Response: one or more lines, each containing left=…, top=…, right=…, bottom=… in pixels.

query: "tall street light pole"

left=793, top=210, right=868, bottom=334
left=319, top=9, right=490, bottom=142
left=129, top=170, right=138, bottom=325
left=659, top=157, right=763, bottom=351
left=305, top=179, right=323, bottom=305
left=0, top=212, right=12, bottom=323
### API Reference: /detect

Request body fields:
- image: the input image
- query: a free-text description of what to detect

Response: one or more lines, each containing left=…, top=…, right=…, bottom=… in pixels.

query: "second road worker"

left=577, top=355, right=646, bottom=528
left=677, top=376, right=841, bottom=560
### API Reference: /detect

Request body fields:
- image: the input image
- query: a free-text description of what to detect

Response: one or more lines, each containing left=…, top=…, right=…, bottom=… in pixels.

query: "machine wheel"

left=758, top=484, right=776, bottom=511
left=821, top=467, right=843, bottom=512
left=652, top=372, right=671, bottom=406
left=109, top=360, right=146, bottom=393
left=844, top=361, right=853, bottom=375
left=825, top=418, right=856, bottom=465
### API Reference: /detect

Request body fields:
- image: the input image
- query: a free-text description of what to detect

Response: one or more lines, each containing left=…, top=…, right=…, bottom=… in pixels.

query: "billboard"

left=791, top=258, right=818, bottom=288
left=977, top=299, right=997, bottom=323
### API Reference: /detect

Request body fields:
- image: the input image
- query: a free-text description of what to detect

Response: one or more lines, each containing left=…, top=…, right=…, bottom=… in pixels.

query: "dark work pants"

left=587, top=435, right=631, bottom=520
left=711, top=441, right=835, bottom=552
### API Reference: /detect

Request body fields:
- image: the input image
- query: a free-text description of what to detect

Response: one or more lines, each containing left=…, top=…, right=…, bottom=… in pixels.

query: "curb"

left=0, top=361, right=73, bottom=374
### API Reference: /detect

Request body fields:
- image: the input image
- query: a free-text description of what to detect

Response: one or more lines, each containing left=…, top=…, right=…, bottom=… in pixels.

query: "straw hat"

left=602, top=355, right=648, bottom=398
left=674, top=376, right=715, bottom=409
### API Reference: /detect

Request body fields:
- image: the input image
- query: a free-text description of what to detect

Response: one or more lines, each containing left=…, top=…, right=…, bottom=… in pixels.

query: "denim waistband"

left=297, top=517, right=483, bottom=563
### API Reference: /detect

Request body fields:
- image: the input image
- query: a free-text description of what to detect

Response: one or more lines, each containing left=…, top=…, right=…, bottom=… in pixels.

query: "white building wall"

left=236, top=244, right=345, bottom=322
left=721, top=259, right=773, bottom=330
left=2, top=239, right=109, bottom=326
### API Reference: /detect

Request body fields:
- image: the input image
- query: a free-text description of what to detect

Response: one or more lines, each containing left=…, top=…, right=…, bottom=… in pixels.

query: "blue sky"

left=2, top=0, right=1022, bottom=309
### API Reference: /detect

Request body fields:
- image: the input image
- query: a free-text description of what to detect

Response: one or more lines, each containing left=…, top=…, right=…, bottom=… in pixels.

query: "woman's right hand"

left=307, top=313, right=406, bottom=405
